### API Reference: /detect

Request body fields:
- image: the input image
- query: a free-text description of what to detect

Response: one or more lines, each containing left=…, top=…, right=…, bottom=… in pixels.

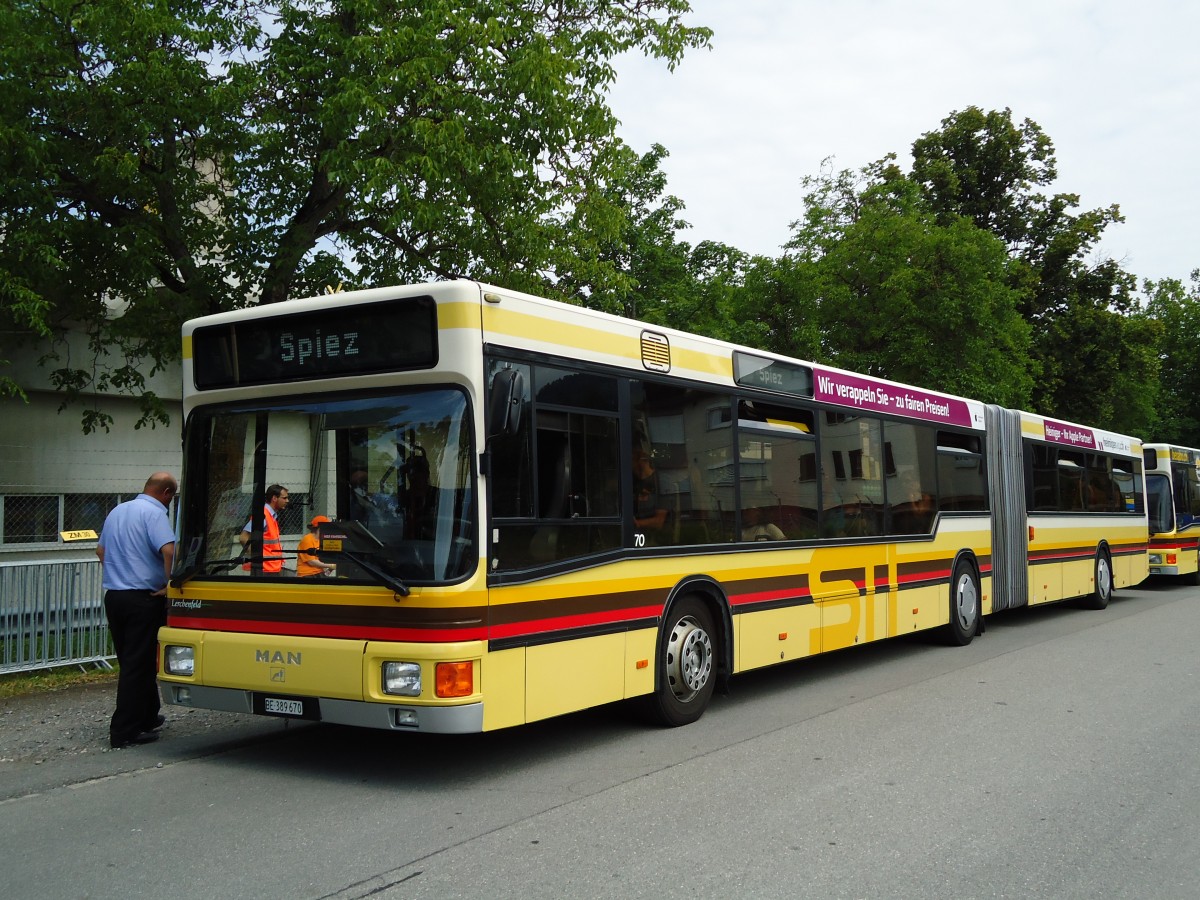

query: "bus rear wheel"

left=1080, top=549, right=1113, bottom=609
left=646, top=596, right=716, bottom=727
left=942, top=559, right=980, bottom=646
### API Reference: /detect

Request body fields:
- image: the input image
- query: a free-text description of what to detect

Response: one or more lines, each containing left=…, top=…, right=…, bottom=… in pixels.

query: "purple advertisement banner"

left=812, top=368, right=973, bottom=427
left=1043, top=419, right=1099, bottom=449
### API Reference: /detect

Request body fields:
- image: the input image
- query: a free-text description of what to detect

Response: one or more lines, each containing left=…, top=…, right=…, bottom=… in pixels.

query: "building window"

left=64, top=493, right=121, bottom=534
left=2, top=495, right=61, bottom=544
left=1, top=493, right=127, bottom=545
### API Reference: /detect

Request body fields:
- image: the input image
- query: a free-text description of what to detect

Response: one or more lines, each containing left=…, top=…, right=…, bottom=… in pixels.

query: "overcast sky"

left=608, top=0, right=1198, bottom=286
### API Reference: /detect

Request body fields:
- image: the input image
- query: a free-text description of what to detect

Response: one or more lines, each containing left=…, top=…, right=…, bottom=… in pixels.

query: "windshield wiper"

left=336, top=549, right=411, bottom=598
left=169, top=549, right=409, bottom=598
left=169, top=555, right=262, bottom=588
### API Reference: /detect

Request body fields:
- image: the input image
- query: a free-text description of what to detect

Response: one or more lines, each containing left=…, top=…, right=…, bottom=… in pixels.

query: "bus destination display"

left=192, top=296, right=438, bottom=389
left=732, top=352, right=813, bottom=397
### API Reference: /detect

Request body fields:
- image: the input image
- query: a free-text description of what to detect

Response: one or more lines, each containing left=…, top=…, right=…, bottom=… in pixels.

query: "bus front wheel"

left=943, top=558, right=980, bottom=646
left=646, top=596, right=716, bottom=727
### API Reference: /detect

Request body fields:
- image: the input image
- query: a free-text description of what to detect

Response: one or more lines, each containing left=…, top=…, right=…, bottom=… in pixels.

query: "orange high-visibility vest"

left=243, top=505, right=283, bottom=573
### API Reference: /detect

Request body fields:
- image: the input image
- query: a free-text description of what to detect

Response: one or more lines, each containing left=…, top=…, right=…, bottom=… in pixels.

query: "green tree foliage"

left=0, top=0, right=709, bottom=430
left=910, top=107, right=1055, bottom=252
left=556, top=143, right=761, bottom=351
left=908, top=106, right=1158, bottom=433
left=557, top=143, right=693, bottom=320
left=1143, top=273, right=1200, bottom=446
left=0, top=0, right=253, bottom=429
left=1033, top=259, right=1159, bottom=433
left=778, top=159, right=1034, bottom=407
left=665, top=240, right=755, bottom=343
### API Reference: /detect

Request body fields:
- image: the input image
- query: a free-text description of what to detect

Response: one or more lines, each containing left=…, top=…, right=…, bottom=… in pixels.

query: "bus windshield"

left=177, top=387, right=476, bottom=585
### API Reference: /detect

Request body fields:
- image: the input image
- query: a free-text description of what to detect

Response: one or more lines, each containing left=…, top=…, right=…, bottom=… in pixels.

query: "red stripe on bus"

left=895, top=568, right=951, bottom=586
left=486, top=604, right=662, bottom=640
left=1028, top=551, right=1092, bottom=563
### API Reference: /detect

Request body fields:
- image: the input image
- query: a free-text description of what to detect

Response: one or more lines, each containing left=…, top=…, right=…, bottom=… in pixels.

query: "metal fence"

left=0, top=560, right=113, bottom=674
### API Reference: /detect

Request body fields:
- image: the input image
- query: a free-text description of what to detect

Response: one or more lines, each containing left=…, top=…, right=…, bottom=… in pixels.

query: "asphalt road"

left=3, top=578, right=1198, bottom=899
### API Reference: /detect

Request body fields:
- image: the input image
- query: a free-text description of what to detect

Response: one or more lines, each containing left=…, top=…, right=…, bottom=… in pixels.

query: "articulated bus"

left=158, top=281, right=1148, bottom=732
left=1143, top=444, right=1200, bottom=584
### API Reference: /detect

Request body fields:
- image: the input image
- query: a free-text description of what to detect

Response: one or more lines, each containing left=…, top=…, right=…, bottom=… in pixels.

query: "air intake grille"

left=640, top=331, right=671, bottom=372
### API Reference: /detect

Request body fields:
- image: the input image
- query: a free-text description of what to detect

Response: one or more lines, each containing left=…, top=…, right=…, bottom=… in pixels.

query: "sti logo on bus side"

left=279, top=330, right=359, bottom=366
left=256, top=650, right=302, bottom=666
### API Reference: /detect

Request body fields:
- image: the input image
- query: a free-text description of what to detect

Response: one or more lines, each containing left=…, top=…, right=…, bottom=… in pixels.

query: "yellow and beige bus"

left=158, top=281, right=1148, bottom=732
left=1143, top=443, right=1200, bottom=584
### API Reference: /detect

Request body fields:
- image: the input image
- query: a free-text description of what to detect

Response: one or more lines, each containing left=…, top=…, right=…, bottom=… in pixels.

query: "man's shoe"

left=111, top=731, right=160, bottom=749
left=145, top=714, right=166, bottom=731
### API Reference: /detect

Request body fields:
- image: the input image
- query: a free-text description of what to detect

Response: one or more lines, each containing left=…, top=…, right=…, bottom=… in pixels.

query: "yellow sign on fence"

left=60, top=530, right=98, bottom=542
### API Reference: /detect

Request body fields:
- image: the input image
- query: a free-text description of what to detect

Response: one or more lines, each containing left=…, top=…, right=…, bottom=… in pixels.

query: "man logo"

left=256, top=650, right=302, bottom=665
left=270, top=668, right=286, bottom=682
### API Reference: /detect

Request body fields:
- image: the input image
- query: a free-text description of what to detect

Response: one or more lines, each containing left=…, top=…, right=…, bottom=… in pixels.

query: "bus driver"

left=633, top=448, right=668, bottom=532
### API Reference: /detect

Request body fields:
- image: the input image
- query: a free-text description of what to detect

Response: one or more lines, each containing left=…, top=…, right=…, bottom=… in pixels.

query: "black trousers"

left=104, top=589, right=166, bottom=741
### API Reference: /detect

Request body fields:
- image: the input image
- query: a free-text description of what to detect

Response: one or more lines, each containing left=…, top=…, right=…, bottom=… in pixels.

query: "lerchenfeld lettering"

left=255, top=650, right=302, bottom=665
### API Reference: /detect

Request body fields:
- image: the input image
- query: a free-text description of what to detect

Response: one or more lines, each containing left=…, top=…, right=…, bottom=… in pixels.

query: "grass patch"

left=2, top=625, right=116, bottom=698
left=0, top=665, right=117, bottom=700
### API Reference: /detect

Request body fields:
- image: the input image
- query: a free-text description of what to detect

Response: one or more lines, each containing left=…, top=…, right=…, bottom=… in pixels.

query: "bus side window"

left=487, top=362, right=533, bottom=519
left=885, top=422, right=938, bottom=534
left=632, top=381, right=732, bottom=547
left=489, top=362, right=622, bottom=571
left=1058, top=450, right=1087, bottom=511
left=1027, top=443, right=1058, bottom=511
left=1085, top=455, right=1121, bottom=513
left=935, top=430, right=987, bottom=513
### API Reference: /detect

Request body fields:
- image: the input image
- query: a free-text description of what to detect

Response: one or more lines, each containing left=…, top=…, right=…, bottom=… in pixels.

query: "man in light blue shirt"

left=96, top=472, right=177, bottom=748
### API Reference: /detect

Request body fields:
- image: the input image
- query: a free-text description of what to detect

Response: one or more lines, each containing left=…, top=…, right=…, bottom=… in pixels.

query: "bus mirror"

left=488, top=368, right=525, bottom=439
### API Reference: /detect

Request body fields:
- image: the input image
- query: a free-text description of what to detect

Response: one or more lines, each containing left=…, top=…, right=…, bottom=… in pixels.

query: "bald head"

left=144, top=472, right=178, bottom=503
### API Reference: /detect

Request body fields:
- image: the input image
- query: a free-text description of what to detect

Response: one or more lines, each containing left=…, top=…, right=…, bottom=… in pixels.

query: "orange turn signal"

left=1167, top=553, right=1177, bottom=565
left=435, top=661, right=474, bottom=698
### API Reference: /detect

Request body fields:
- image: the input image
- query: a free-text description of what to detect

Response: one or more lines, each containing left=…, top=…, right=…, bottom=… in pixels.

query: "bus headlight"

left=164, top=644, right=195, bottom=676
left=382, top=661, right=422, bottom=696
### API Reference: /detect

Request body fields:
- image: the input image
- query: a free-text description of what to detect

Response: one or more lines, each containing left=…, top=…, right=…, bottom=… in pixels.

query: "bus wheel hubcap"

left=955, top=574, right=978, bottom=629
left=666, top=616, right=712, bottom=702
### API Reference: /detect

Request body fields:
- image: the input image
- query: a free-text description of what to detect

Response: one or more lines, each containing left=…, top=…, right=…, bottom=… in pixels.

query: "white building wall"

left=0, top=334, right=183, bottom=563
